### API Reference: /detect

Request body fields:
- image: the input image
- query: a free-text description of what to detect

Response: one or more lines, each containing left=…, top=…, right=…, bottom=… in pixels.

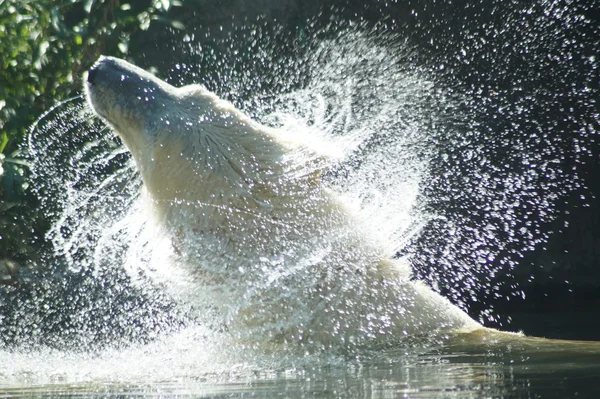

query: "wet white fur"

left=85, top=56, right=481, bottom=348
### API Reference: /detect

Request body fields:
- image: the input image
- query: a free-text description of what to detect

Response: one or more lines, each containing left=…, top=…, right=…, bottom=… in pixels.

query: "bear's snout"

left=87, top=65, right=99, bottom=84
left=86, top=56, right=130, bottom=88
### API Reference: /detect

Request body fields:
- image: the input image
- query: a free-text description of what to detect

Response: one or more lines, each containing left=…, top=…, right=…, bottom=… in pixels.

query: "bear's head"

left=85, top=56, right=328, bottom=233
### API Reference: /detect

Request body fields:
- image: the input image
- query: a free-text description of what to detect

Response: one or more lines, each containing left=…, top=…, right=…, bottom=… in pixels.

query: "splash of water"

left=2, top=0, right=597, bottom=386
left=3, top=29, right=454, bottom=363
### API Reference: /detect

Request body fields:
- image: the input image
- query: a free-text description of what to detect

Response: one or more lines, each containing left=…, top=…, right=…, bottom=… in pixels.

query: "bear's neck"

left=138, top=144, right=337, bottom=259
left=147, top=178, right=350, bottom=277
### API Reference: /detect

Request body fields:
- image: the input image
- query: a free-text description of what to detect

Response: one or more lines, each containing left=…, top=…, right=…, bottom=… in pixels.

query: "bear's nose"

left=87, top=66, right=99, bottom=84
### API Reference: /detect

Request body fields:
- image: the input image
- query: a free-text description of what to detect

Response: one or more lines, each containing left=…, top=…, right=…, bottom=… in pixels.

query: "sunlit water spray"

left=2, top=2, right=597, bottom=386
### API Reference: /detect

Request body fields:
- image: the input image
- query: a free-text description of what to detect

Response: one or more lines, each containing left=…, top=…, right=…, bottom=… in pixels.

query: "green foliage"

left=0, top=0, right=182, bottom=263
left=0, top=0, right=183, bottom=155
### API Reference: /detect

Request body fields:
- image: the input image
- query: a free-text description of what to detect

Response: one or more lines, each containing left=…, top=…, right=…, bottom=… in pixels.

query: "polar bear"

left=84, top=56, right=482, bottom=348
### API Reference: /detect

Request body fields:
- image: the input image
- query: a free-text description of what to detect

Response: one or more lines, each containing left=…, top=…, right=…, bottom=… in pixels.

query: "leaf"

left=0, top=132, right=8, bottom=154
left=159, top=0, right=170, bottom=11
left=153, top=15, right=185, bottom=30
left=84, top=0, right=96, bottom=14
left=170, top=19, right=185, bottom=30
left=137, top=11, right=151, bottom=30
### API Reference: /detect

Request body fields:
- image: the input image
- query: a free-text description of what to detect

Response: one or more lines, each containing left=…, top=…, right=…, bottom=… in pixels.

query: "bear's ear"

left=306, top=168, right=324, bottom=188
left=179, top=84, right=219, bottom=103
left=179, top=83, right=208, bottom=94
left=295, top=150, right=334, bottom=187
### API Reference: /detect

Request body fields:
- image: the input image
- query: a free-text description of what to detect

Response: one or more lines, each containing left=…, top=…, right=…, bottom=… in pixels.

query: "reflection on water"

left=2, top=333, right=600, bottom=398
